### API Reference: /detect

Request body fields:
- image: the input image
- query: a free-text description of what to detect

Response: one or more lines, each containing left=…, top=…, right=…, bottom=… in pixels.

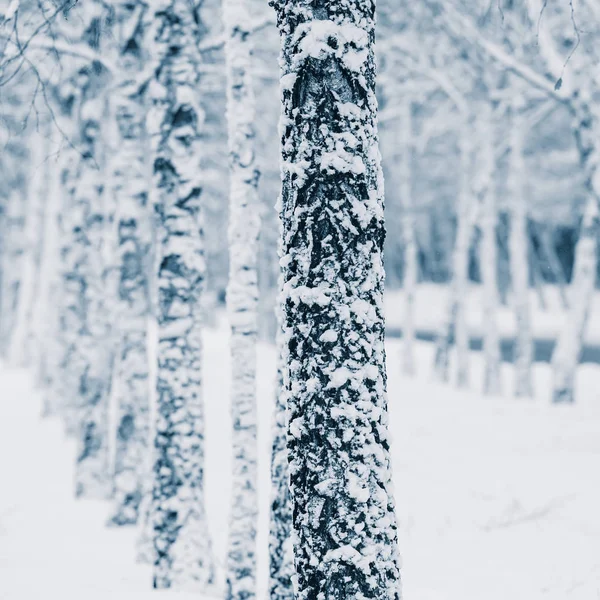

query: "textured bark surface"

left=107, top=0, right=152, bottom=526
left=552, top=97, right=600, bottom=403
left=0, top=184, right=26, bottom=357
left=508, top=103, right=533, bottom=398
left=399, top=99, right=416, bottom=376
left=434, top=124, right=472, bottom=387
left=223, top=0, right=261, bottom=598
left=9, top=129, right=46, bottom=368
left=73, top=61, right=115, bottom=500
left=141, top=0, right=215, bottom=589
left=271, top=2, right=402, bottom=599
left=477, top=103, right=501, bottom=396
left=268, top=358, right=293, bottom=600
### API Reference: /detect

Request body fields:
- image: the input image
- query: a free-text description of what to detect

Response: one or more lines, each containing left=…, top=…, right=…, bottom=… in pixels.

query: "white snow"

left=1, top=315, right=600, bottom=599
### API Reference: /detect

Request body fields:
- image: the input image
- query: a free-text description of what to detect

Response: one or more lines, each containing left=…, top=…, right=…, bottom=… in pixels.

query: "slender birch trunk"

left=10, top=129, right=47, bottom=367
left=223, top=0, right=261, bottom=597
left=73, top=78, right=115, bottom=499
left=478, top=102, right=502, bottom=396
left=399, top=99, right=416, bottom=376
left=508, top=101, right=533, bottom=397
left=0, top=182, right=26, bottom=356
left=107, top=0, right=152, bottom=526
left=271, top=3, right=402, bottom=599
left=268, top=349, right=293, bottom=600
left=140, top=0, right=215, bottom=588
left=435, top=123, right=472, bottom=387
left=552, top=97, right=600, bottom=403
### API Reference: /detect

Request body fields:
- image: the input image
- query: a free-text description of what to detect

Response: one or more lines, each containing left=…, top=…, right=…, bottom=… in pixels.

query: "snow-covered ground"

left=386, top=283, right=600, bottom=344
left=1, top=322, right=600, bottom=599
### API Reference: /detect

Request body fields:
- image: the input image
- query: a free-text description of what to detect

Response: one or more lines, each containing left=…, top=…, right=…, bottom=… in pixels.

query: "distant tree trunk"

left=223, top=0, right=261, bottom=598
left=268, top=342, right=293, bottom=600
left=552, top=96, right=600, bottom=403
left=508, top=101, right=533, bottom=397
left=46, top=104, right=87, bottom=434
left=107, top=0, right=152, bottom=526
left=435, top=123, right=472, bottom=387
left=10, top=130, right=47, bottom=367
left=37, top=140, right=64, bottom=414
left=399, top=98, right=416, bottom=376
left=73, top=67, right=115, bottom=500
left=478, top=102, right=502, bottom=396
left=271, top=3, right=402, bottom=600
left=141, top=0, right=215, bottom=589
left=0, top=182, right=26, bottom=357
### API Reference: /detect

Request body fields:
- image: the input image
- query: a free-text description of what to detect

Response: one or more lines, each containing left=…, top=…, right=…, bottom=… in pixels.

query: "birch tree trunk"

left=552, top=97, right=600, bottom=403
left=508, top=101, right=533, bottom=398
left=434, top=124, right=472, bottom=387
left=271, top=3, right=402, bottom=599
left=0, top=181, right=26, bottom=357
left=9, top=129, right=47, bottom=367
left=399, top=99, right=416, bottom=376
left=268, top=338, right=293, bottom=600
left=478, top=102, right=502, bottom=396
left=73, top=69, right=115, bottom=500
left=107, top=0, right=152, bottom=526
left=37, top=139, right=64, bottom=414
left=140, top=0, right=215, bottom=588
left=223, top=0, right=261, bottom=597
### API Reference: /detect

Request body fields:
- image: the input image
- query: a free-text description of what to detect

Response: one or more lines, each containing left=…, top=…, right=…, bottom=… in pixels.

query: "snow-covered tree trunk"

left=508, top=101, right=533, bottom=398
left=434, top=125, right=472, bottom=387
left=268, top=354, right=293, bottom=600
left=9, top=129, right=47, bottom=367
left=107, top=0, right=152, bottom=526
left=139, top=0, right=215, bottom=588
left=0, top=181, right=26, bottom=357
left=37, top=141, right=64, bottom=413
left=73, top=67, right=115, bottom=499
left=551, top=97, right=600, bottom=403
left=49, top=81, right=90, bottom=434
left=399, top=98, right=416, bottom=376
left=477, top=102, right=501, bottom=396
left=271, top=3, right=402, bottom=600
left=223, top=0, right=261, bottom=598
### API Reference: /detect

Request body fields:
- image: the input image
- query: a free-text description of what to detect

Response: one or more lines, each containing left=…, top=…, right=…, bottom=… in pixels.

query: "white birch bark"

left=9, top=129, right=47, bottom=367
left=435, top=123, right=472, bottom=387
left=552, top=97, right=600, bottom=403
left=223, top=0, right=261, bottom=597
left=477, top=102, right=502, bottom=396
left=268, top=347, right=293, bottom=600
left=399, top=99, right=416, bottom=376
left=135, top=0, right=215, bottom=589
left=0, top=184, right=26, bottom=356
left=107, top=0, right=152, bottom=526
left=508, top=101, right=533, bottom=397
left=73, top=87, right=115, bottom=500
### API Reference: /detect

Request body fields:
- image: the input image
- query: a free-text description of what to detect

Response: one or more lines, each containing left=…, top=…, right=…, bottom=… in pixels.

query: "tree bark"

left=107, top=0, right=152, bottom=526
left=399, top=98, right=416, bottom=376
left=223, top=0, right=261, bottom=598
left=552, top=96, right=600, bottom=403
left=478, top=102, right=502, bottom=396
left=271, top=2, right=402, bottom=599
left=508, top=101, right=533, bottom=397
left=139, top=0, right=216, bottom=589
left=434, top=122, right=472, bottom=387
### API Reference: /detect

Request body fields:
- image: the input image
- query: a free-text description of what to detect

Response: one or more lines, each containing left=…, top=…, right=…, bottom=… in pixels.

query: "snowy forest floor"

left=1, top=319, right=600, bottom=599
